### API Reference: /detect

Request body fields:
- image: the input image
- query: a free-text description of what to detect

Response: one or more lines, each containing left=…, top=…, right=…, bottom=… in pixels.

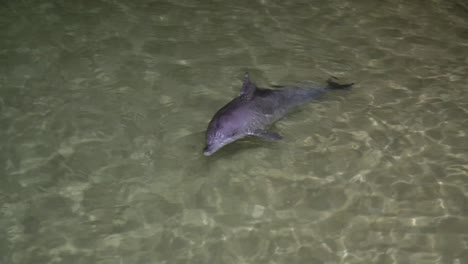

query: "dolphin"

left=203, top=72, right=354, bottom=156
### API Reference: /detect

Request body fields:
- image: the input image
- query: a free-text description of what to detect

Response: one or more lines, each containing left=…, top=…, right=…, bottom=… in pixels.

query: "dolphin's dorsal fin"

left=240, top=72, right=256, bottom=100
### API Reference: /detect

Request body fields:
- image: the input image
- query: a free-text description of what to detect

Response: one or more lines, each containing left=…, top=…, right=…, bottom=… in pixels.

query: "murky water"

left=1, top=0, right=468, bottom=263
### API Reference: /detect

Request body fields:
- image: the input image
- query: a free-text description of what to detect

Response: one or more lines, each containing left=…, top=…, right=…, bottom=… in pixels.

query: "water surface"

left=1, top=0, right=468, bottom=263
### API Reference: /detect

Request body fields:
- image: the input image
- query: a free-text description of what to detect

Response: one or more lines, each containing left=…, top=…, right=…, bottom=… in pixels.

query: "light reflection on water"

left=1, top=0, right=468, bottom=263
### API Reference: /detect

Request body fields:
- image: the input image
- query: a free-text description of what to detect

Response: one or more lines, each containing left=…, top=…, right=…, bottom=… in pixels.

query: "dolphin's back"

left=211, top=86, right=336, bottom=134
left=250, top=87, right=326, bottom=121
left=275, top=87, right=326, bottom=108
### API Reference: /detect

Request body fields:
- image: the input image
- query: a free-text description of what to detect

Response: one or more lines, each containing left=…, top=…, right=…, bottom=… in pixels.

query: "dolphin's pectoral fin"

left=240, top=72, right=256, bottom=99
left=250, top=129, right=283, bottom=141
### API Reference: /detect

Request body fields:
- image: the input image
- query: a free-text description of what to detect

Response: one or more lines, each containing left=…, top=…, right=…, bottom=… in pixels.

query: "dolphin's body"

left=203, top=72, right=353, bottom=156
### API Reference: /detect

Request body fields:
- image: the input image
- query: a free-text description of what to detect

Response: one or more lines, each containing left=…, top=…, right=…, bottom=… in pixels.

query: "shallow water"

left=1, top=0, right=468, bottom=263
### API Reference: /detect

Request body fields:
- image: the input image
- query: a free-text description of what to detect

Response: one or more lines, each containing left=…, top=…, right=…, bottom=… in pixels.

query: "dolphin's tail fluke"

left=326, top=77, right=354, bottom=90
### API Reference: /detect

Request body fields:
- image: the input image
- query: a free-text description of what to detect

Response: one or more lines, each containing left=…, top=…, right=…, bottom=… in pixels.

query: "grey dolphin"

left=203, top=72, right=354, bottom=156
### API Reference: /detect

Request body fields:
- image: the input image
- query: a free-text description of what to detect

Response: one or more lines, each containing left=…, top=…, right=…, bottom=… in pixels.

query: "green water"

left=1, top=0, right=468, bottom=263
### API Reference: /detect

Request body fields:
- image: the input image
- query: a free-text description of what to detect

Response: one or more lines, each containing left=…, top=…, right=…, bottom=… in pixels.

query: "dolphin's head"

left=203, top=129, right=237, bottom=156
left=203, top=118, right=241, bottom=156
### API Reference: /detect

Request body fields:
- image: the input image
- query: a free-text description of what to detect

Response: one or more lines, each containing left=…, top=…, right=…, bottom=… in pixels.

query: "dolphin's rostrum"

left=203, top=72, right=354, bottom=156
